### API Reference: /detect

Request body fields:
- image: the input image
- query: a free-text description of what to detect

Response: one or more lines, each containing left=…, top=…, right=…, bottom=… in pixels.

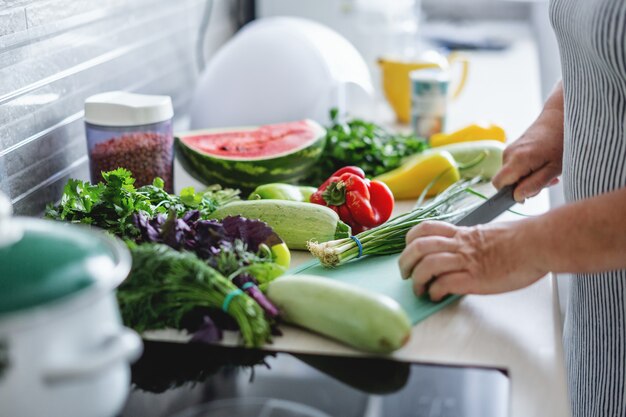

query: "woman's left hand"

left=398, top=220, right=547, bottom=301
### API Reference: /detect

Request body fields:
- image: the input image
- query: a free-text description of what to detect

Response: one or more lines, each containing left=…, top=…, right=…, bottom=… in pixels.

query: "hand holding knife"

left=399, top=184, right=518, bottom=300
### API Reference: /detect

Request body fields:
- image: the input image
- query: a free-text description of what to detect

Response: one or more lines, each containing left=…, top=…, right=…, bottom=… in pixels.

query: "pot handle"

left=42, top=328, right=143, bottom=384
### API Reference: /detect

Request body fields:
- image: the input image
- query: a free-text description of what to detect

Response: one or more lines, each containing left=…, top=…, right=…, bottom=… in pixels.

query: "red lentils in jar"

left=84, top=91, right=174, bottom=192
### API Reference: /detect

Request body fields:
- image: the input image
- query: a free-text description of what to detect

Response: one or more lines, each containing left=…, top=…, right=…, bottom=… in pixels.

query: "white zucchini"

left=425, top=140, right=505, bottom=179
left=210, top=200, right=351, bottom=250
left=267, top=274, right=411, bottom=353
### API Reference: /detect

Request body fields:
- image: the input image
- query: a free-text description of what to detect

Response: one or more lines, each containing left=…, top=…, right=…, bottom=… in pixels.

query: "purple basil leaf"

left=190, top=316, right=223, bottom=344
left=152, top=212, right=167, bottom=226
left=183, top=210, right=200, bottom=223
left=221, top=216, right=282, bottom=252
left=232, top=273, right=258, bottom=287
left=191, top=220, right=225, bottom=259
left=133, top=212, right=161, bottom=243
left=161, top=211, right=192, bottom=250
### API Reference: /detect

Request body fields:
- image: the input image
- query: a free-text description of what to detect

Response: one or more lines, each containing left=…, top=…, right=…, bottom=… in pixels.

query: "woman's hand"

left=398, top=83, right=566, bottom=299
left=492, top=83, right=565, bottom=202
left=398, top=221, right=547, bottom=301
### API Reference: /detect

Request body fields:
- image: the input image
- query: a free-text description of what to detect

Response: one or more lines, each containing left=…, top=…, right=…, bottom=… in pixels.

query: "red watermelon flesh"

left=175, top=120, right=326, bottom=190
left=180, top=120, right=320, bottom=160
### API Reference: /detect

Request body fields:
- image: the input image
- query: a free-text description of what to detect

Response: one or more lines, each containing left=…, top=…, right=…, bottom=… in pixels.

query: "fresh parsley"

left=304, top=109, right=429, bottom=185
left=45, top=168, right=240, bottom=238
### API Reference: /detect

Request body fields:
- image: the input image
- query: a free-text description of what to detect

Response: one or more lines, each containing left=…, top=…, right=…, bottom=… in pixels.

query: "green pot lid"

left=0, top=217, right=130, bottom=316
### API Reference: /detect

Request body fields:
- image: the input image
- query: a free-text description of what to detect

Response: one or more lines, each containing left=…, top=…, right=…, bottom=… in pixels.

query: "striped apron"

left=550, top=0, right=626, bottom=415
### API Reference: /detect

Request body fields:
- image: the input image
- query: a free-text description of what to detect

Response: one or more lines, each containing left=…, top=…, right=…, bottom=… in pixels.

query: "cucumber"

left=423, top=140, right=505, bottom=180
left=210, top=200, right=351, bottom=250
left=267, top=275, right=412, bottom=353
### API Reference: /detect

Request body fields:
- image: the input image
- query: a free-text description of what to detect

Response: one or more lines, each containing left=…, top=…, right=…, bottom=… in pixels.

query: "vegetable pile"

left=41, top=109, right=509, bottom=353
left=308, top=178, right=483, bottom=267
left=46, top=169, right=287, bottom=347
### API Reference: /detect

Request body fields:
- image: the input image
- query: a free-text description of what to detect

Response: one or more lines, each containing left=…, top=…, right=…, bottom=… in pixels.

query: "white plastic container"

left=84, top=91, right=174, bottom=191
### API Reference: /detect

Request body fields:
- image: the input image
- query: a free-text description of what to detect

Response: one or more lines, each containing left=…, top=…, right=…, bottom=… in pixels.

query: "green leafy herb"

left=303, top=109, right=429, bottom=185
left=118, top=243, right=272, bottom=347
left=45, top=168, right=240, bottom=238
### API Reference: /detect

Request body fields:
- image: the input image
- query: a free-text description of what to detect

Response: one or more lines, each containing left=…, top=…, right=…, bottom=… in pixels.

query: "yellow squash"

left=375, top=150, right=460, bottom=200
left=430, top=123, right=506, bottom=147
left=269, top=242, right=291, bottom=270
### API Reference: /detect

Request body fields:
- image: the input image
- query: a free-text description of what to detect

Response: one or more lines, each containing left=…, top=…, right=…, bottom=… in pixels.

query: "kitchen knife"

left=455, top=184, right=517, bottom=227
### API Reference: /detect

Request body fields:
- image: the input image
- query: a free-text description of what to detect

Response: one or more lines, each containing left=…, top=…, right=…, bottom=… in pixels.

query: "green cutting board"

left=290, top=254, right=460, bottom=325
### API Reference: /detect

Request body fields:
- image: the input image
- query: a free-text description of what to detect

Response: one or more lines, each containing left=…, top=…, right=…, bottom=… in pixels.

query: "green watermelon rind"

left=175, top=120, right=327, bottom=190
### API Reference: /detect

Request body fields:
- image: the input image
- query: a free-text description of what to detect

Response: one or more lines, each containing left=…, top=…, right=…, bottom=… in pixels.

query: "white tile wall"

left=0, top=0, right=216, bottom=215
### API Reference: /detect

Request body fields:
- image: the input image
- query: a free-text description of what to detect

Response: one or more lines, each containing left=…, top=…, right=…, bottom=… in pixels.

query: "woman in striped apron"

left=399, top=0, right=626, bottom=414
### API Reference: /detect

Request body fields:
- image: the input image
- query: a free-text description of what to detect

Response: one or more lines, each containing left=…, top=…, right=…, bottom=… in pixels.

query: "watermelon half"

left=175, top=120, right=326, bottom=191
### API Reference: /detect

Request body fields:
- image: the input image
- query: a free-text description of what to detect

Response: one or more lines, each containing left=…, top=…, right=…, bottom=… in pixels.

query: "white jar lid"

left=84, top=91, right=174, bottom=127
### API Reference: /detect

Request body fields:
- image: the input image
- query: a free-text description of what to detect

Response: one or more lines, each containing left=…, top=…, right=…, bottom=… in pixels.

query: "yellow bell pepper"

left=430, top=123, right=506, bottom=147
left=270, top=242, right=291, bottom=270
left=375, top=151, right=460, bottom=200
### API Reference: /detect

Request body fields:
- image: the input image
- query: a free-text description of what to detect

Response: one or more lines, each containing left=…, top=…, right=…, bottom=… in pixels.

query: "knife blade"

left=455, top=184, right=517, bottom=227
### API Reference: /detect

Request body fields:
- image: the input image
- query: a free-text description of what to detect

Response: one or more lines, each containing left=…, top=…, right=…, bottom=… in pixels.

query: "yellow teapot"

left=378, top=51, right=469, bottom=124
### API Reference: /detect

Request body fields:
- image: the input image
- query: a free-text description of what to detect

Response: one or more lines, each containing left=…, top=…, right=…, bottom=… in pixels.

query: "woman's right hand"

left=492, top=83, right=565, bottom=202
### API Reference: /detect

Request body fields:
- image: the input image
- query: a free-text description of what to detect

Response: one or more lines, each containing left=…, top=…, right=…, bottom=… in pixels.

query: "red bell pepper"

left=310, top=166, right=394, bottom=234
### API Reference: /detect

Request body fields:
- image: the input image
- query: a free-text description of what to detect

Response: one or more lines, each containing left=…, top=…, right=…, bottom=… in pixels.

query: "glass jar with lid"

left=84, top=91, right=174, bottom=192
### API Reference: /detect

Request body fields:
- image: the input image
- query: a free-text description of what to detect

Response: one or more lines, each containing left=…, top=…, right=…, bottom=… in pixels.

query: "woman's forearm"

left=519, top=187, right=626, bottom=274
left=492, top=81, right=565, bottom=201
left=531, top=81, right=564, bottom=137
left=541, top=81, right=564, bottom=118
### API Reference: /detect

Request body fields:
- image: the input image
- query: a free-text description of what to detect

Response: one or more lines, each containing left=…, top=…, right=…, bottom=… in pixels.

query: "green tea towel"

left=290, top=253, right=460, bottom=325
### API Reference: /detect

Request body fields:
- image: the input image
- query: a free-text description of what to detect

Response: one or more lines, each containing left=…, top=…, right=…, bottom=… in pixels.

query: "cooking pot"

left=0, top=193, right=142, bottom=417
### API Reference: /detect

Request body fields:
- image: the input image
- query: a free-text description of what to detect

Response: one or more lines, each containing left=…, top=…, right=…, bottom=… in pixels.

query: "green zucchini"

left=248, top=183, right=317, bottom=202
left=424, top=140, right=505, bottom=180
left=210, top=200, right=351, bottom=250
left=266, top=274, right=412, bottom=353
